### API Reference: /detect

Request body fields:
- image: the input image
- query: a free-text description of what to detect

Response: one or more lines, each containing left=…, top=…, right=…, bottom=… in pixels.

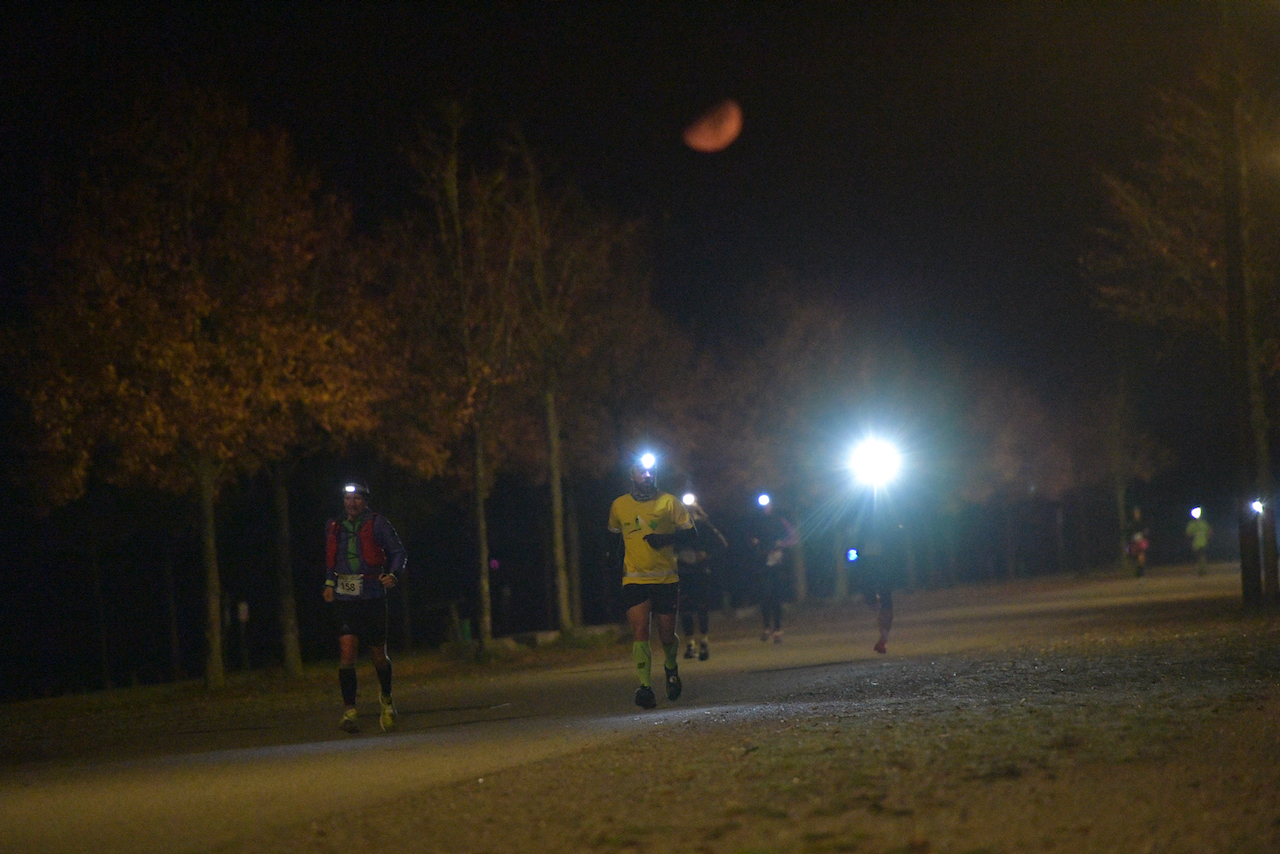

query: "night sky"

left=2, top=3, right=1231, bottom=477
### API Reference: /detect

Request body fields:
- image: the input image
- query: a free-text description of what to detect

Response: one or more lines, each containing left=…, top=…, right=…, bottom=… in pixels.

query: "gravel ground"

left=8, top=570, right=1280, bottom=854
left=232, top=586, right=1280, bottom=854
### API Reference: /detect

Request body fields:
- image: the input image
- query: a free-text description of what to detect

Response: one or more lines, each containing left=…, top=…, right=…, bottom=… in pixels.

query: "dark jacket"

left=325, top=512, right=408, bottom=600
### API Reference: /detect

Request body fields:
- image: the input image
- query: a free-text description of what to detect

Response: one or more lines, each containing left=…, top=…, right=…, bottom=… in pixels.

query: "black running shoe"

left=698, top=640, right=709, bottom=661
left=634, top=685, right=657, bottom=709
left=683, top=642, right=695, bottom=659
left=665, top=666, right=682, bottom=701
left=338, top=708, right=359, bottom=733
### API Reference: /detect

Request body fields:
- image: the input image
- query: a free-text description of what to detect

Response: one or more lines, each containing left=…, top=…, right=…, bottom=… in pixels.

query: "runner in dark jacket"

left=323, top=481, right=407, bottom=733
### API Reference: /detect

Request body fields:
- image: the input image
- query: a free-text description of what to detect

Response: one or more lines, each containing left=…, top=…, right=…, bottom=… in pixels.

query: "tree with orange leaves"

left=13, top=90, right=381, bottom=688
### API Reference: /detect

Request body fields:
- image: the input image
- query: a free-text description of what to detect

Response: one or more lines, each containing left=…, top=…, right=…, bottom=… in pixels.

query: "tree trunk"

left=905, top=525, right=918, bottom=589
left=1242, top=225, right=1277, bottom=599
left=1263, top=507, right=1279, bottom=605
left=272, top=465, right=303, bottom=677
left=1218, top=18, right=1265, bottom=606
left=832, top=526, right=850, bottom=600
left=1247, top=354, right=1278, bottom=600
left=195, top=455, right=226, bottom=690
left=1239, top=501, right=1262, bottom=601
left=566, top=482, right=583, bottom=626
left=544, top=386, right=573, bottom=630
left=1114, top=477, right=1129, bottom=569
left=1054, top=502, right=1067, bottom=575
left=1004, top=502, right=1018, bottom=581
left=90, top=537, right=113, bottom=690
left=949, top=514, right=962, bottom=585
left=473, top=429, right=493, bottom=650
left=1242, top=256, right=1278, bottom=598
left=163, top=537, right=186, bottom=681
left=791, top=538, right=808, bottom=602
left=920, top=520, right=937, bottom=589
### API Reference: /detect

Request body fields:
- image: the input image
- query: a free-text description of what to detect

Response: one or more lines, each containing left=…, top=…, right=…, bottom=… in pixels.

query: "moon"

left=682, top=99, right=743, bottom=153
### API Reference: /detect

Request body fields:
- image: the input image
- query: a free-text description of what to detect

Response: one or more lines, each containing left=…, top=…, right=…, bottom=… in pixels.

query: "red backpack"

left=326, top=516, right=387, bottom=571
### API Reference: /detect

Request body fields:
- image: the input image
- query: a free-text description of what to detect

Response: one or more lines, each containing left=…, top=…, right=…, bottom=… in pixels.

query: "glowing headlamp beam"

left=849, top=438, right=902, bottom=487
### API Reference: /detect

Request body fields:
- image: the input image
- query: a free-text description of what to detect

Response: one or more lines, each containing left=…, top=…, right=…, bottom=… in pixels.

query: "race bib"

left=336, top=574, right=363, bottom=596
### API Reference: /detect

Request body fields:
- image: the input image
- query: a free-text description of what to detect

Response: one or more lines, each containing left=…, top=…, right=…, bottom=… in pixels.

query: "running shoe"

left=683, top=642, right=695, bottom=659
left=772, top=631, right=783, bottom=644
left=635, top=685, right=657, bottom=709
left=873, top=640, right=887, bottom=654
left=379, top=693, right=398, bottom=732
left=665, top=666, right=682, bottom=701
left=698, top=640, right=709, bottom=661
left=339, top=708, right=359, bottom=733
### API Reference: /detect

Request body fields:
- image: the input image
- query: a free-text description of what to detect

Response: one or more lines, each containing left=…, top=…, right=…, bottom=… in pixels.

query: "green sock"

left=663, top=637, right=679, bottom=670
left=632, top=641, right=652, bottom=687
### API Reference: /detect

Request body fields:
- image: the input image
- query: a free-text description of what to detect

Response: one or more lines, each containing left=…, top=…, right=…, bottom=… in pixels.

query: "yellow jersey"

left=608, top=491, right=693, bottom=585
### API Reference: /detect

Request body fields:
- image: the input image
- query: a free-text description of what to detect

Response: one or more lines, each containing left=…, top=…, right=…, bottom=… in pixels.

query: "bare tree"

left=402, top=107, right=534, bottom=651
left=508, top=145, right=656, bottom=631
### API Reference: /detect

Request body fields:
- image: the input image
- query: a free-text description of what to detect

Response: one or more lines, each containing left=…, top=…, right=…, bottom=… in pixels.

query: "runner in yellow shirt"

left=608, top=454, right=699, bottom=708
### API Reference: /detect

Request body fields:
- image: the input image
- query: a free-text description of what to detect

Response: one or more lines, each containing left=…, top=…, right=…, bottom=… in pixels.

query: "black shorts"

left=332, top=596, right=388, bottom=645
left=621, top=581, right=679, bottom=615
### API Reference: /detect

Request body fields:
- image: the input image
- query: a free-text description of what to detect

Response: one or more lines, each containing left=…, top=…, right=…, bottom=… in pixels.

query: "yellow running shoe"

left=379, top=693, right=398, bottom=732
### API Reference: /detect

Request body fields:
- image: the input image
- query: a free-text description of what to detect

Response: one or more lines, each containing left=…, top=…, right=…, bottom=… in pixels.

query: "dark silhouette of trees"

left=1084, top=12, right=1280, bottom=604
left=509, top=144, right=658, bottom=632
left=391, top=111, right=685, bottom=643
left=12, top=90, right=377, bottom=687
left=400, top=107, right=538, bottom=651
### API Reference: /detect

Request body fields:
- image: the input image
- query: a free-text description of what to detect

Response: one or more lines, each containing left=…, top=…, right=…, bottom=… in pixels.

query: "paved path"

left=0, top=564, right=1245, bottom=854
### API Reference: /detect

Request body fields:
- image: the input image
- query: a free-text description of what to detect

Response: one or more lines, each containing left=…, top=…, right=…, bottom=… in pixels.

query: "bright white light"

left=682, top=493, right=696, bottom=506
left=757, top=493, right=771, bottom=507
left=1191, top=506, right=1202, bottom=519
left=849, top=438, right=902, bottom=487
left=1252, top=499, right=1264, bottom=514
left=639, top=452, right=656, bottom=470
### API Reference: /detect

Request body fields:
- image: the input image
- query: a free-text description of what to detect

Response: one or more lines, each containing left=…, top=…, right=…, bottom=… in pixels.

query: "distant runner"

left=608, top=454, right=699, bottom=708
left=323, top=481, right=407, bottom=733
